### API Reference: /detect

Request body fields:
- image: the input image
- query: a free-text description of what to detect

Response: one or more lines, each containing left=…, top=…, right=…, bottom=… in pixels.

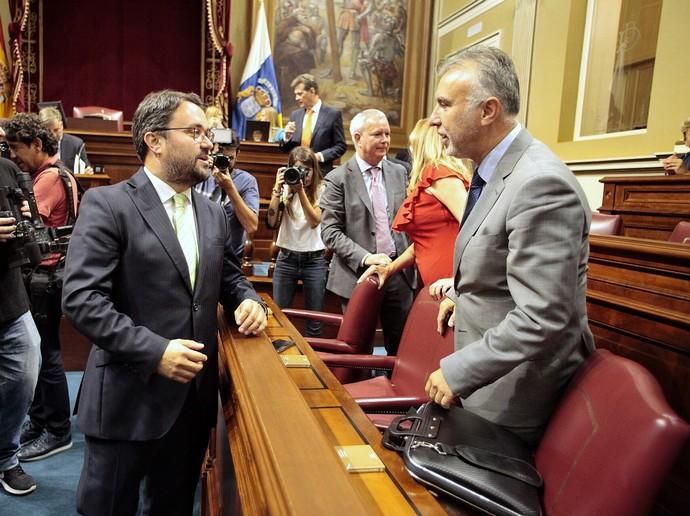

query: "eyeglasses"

left=153, top=126, right=214, bottom=144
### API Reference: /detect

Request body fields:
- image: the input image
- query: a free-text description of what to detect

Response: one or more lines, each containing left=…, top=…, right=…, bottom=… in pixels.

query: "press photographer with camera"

left=4, top=113, right=79, bottom=463
left=194, top=128, right=259, bottom=261
left=0, top=155, right=40, bottom=496
left=266, top=146, right=328, bottom=336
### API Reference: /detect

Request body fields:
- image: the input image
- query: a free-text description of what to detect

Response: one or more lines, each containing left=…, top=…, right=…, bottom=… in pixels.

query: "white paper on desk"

left=74, top=156, right=87, bottom=174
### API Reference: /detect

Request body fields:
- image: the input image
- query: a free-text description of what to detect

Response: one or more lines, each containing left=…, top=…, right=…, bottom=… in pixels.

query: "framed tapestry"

left=270, top=0, right=432, bottom=148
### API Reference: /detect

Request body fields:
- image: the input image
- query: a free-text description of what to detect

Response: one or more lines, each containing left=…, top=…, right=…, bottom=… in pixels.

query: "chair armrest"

left=282, top=308, right=344, bottom=326
left=307, top=338, right=358, bottom=354
left=320, top=353, right=397, bottom=370
left=355, top=396, right=427, bottom=411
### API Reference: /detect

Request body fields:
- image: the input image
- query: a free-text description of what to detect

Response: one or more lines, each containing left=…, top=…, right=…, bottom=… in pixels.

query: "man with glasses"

left=194, top=128, right=259, bottom=261
left=62, top=90, right=267, bottom=515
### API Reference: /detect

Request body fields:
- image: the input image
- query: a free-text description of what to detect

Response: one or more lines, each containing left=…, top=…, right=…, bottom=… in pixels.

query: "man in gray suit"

left=320, top=109, right=414, bottom=355
left=425, top=47, right=595, bottom=446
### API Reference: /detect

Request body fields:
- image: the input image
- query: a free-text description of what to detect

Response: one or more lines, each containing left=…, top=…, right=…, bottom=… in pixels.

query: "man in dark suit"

left=62, top=90, right=267, bottom=515
left=280, top=74, right=346, bottom=175
left=426, top=47, right=594, bottom=446
left=39, top=107, right=92, bottom=173
left=320, top=109, right=415, bottom=355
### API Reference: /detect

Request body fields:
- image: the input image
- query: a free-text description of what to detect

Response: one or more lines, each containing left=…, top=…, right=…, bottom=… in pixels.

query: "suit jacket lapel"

left=192, top=190, right=211, bottom=293
left=349, top=157, right=374, bottom=219
left=293, top=109, right=306, bottom=143
left=311, top=106, right=327, bottom=142
left=454, top=129, right=534, bottom=268
left=381, top=160, right=400, bottom=223
left=127, top=169, right=194, bottom=294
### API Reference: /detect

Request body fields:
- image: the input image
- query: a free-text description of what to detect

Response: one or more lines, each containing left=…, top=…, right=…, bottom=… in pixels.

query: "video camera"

left=284, top=166, right=308, bottom=185
left=210, top=128, right=240, bottom=172
left=0, top=171, right=72, bottom=268
left=212, top=154, right=230, bottom=171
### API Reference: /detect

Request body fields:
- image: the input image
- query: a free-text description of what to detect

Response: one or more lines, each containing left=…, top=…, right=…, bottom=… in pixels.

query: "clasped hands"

left=157, top=299, right=267, bottom=383
left=357, top=253, right=393, bottom=288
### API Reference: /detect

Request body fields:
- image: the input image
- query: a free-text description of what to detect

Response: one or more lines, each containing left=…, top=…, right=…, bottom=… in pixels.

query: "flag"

left=0, top=19, right=13, bottom=118
left=232, top=0, right=282, bottom=141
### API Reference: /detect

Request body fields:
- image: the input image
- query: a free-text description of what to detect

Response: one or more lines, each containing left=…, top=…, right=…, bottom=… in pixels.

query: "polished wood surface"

left=599, top=174, right=690, bottom=240
left=212, top=294, right=451, bottom=515
left=74, top=173, right=111, bottom=189
left=587, top=234, right=690, bottom=515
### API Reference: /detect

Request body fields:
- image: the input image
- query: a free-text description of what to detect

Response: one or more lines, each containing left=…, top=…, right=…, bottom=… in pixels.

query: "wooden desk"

left=599, top=174, right=690, bottom=240
left=587, top=234, right=690, bottom=515
left=209, top=294, right=455, bottom=515
left=74, top=173, right=111, bottom=190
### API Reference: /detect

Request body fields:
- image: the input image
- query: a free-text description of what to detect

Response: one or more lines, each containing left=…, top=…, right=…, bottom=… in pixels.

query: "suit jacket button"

left=192, top=303, right=200, bottom=312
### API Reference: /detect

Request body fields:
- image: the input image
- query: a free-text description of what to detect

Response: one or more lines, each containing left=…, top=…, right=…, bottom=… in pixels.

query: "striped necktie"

left=369, top=166, right=396, bottom=256
left=172, top=193, right=198, bottom=288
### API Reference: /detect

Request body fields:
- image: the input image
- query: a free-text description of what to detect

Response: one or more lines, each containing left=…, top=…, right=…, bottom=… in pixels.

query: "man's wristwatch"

left=257, top=300, right=270, bottom=318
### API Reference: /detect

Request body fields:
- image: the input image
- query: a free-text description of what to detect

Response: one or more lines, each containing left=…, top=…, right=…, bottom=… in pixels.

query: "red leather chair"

left=536, top=349, right=690, bottom=516
left=590, top=212, right=622, bottom=235
left=72, top=106, right=124, bottom=131
left=322, top=289, right=454, bottom=427
left=282, top=276, right=384, bottom=382
left=668, top=220, right=690, bottom=244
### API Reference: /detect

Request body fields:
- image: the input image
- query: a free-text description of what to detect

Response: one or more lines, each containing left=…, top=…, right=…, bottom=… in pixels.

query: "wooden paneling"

left=587, top=234, right=690, bottom=515
left=211, top=295, right=454, bottom=515
left=599, top=174, right=690, bottom=240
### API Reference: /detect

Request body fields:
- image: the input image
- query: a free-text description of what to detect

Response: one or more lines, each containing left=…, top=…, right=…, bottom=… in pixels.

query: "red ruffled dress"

left=392, top=164, right=467, bottom=286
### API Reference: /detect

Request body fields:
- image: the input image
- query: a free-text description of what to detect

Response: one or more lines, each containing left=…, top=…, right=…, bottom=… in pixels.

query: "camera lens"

left=283, top=166, right=302, bottom=185
left=213, top=154, right=230, bottom=170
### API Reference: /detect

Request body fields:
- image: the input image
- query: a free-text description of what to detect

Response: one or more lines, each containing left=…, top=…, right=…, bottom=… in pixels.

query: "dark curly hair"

left=4, top=113, right=59, bottom=156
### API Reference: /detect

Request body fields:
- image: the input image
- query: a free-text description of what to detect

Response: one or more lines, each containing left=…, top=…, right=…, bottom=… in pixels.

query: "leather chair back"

left=337, top=276, right=385, bottom=354
left=668, top=220, right=690, bottom=244
left=590, top=212, right=622, bottom=235
left=73, top=106, right=124, bottom=131
left=536, top=349, right=690, bottom=516
left=390, top=289, right=454, bottom=397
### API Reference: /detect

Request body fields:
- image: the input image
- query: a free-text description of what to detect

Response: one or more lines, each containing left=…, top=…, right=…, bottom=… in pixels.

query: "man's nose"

left=429, top=108, right=441, bottom=126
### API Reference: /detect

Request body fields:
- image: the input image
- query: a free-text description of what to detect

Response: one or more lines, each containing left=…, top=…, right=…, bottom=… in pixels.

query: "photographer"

left=267, top=146, right=327, bottom=336
left=194, top=128, right=259, bottom=261
left=0, top=156, right=40, bottom=496
left=4, top=114, right=78, bottom=462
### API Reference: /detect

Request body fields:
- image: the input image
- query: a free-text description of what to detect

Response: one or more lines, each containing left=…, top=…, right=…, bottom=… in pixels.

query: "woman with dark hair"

left=267, top=146, right=327, bottom=336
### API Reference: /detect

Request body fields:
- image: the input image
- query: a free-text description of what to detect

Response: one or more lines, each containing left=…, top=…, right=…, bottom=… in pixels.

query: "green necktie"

left=172, top=193, right=198, bottom=288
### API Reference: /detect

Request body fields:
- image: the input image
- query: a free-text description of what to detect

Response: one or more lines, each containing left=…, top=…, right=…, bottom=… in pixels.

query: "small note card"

left=335, top=445, right=385, bottom=473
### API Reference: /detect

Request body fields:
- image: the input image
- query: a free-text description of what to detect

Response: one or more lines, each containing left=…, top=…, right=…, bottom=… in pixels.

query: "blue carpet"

left=1, top=372, right=202, bottom=515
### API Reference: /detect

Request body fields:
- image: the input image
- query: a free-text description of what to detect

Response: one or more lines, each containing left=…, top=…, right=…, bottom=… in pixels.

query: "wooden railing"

left=587, top=234, right=690, bottom=515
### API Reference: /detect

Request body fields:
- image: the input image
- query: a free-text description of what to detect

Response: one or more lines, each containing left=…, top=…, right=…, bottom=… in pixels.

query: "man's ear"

left=143, top=131, right=163, bottom=157
left=480, top=97, right=502, bottom=126
left=32, top=137, right=43, bottom=151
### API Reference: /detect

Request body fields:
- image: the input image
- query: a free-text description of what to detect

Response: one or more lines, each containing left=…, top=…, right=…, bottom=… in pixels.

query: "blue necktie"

left=461, top=170, right=486, bottom=225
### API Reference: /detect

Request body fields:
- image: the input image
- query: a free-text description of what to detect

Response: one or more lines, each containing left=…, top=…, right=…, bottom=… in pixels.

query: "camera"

left=283, top=166, right=307, bottom=185
left=0, top=141, right=10, bottom=159
left=0, top=171, right=71, bottom=268
left=212, top=154, right=230, bottom=171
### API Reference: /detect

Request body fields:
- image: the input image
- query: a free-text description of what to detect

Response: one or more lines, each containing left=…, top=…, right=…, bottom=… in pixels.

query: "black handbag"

left=382, top=403, right=543, bottom=516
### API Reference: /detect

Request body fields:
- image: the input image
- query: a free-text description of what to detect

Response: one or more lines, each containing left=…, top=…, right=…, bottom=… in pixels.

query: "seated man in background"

left=39, top=107, right=92, bottom=174
left=4, top=113, right=79, bottom=462
left=661, top=117, right=690, bottom=175
left=194, top=128, right=259, bottom=262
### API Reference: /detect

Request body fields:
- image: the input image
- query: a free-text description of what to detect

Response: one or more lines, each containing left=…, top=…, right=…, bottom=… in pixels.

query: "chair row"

left=590, top=211, right=690, bottom=243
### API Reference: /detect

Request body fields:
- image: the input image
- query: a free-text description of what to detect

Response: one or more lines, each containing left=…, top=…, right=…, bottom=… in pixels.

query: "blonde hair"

left=407, top=118, right=470, bottom=193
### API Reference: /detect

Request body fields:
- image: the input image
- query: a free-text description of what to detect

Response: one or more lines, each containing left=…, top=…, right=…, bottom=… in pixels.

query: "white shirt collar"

left=143, top=167, right=193, bottom=204
left=477, top=122, right=522, bottom=183
left=355, top=155, right=383, bottom=174
left=309, top=99, right=322, bottom=116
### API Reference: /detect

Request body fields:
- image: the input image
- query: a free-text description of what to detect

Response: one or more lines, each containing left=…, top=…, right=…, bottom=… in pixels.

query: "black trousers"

left=76, top=385, right=211, bottom=516
left=29, top=267, right=71, bottom=436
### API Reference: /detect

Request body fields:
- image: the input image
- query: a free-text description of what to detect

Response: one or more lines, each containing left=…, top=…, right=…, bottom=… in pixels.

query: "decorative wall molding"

left=438, top=0, right=505, bottom=37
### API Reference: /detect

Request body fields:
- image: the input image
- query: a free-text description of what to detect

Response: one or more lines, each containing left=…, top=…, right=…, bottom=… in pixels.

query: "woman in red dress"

left=359, top=117, right=470, bottom=289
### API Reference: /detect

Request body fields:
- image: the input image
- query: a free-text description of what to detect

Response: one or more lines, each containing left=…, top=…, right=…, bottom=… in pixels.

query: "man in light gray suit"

left=320, top=109, right=415, bottom=355
left=425, top=47, right=595, bottom=446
